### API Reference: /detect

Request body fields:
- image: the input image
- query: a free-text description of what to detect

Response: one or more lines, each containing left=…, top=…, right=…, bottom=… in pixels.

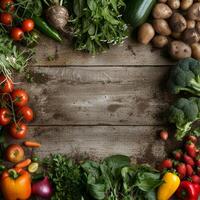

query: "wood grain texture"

left=10, top=126, right=178, bottom=165
left=33, top=35, right=173, bottom=66
left=17, top=66, right=173, bottom=126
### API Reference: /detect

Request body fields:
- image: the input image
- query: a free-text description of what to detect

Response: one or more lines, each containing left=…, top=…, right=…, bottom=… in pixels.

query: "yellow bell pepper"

left=157, top=172, right=180, bottom=200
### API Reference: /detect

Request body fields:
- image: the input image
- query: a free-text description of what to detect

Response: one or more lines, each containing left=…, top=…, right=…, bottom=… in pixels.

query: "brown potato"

left=152, top=35, right=168, bottom=48
left=137, top=23, right=155, bottom=45
left=186, top=20, right=196, bottom=29
left=191, top=43, right=200, bottom=59
left=182, top=28, right=200, bottom=44
left=167, top=0, right=180, bottom=9
left=169, top=41, right=192, bottom=60
left=169, top=13, right=187, bottom=32
left=188, top=3, right=200, bottom=21
left=152, top=3, right=173, bottom=19
left=181, top=0, right=193, bottom=10
left=153, top=19, right=172, bottom=35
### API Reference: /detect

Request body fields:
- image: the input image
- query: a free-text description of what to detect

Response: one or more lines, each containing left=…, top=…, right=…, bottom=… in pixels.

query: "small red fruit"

left=10, top=27, right=24, bottom=41
left=185, top=141, right=196, bottom=158
left=173, top=149, right=183, bottom=160
left=186, top=164, right=193, bottom=176
left=17, top=106, right=33, bottom=122
left=1, top=0, right=14, bottom=11
left=0, top=75, right=14, bottom=93
left=176, top=163, right=186, bottom=179
left=11, top=89, right=29, bottom=107
left=0, top=12, right=12, bottom=25
left=183, top=154, right=195, bottom=166
left=159, top=159, right=173, bottom=171
left=22, top=19, right=34, bottom=32
left=187, top=135, right=198, bottom=144
left=191, top=175, right=200, bottom=184
left=0, top=108, right=11, bottom=126
left=160, top=130, right=168, bottom=141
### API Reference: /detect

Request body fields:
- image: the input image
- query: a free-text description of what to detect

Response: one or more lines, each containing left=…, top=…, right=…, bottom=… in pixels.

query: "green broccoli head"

left=168, top=58, right=200, bottom=96
left=168, top=97, right=200, bottom=140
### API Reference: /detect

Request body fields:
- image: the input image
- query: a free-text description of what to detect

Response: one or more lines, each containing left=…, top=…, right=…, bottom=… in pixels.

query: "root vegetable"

left=186, top=20, right=196, bottom=28
left=152, top=3, right=173, bottom=19
left=152, top=35, right=168, bottom=48
left=182, top=28, right=200, bottom=44
left=153, top=19, right=172, bottom=35
left=137, top=23, right=155, bottom=44
left=181, top=0, right=193, bottom=10
left=169, top=40, right=192, bottom=60
left=46, top=5, right=69, bottom=31
left=167, top=0, right=180, bottom=9
left=191, top=43, right=200, bottom=59
left=188, top=3, right=200, bottom=21
left=169, top=13, right=187, bottom=33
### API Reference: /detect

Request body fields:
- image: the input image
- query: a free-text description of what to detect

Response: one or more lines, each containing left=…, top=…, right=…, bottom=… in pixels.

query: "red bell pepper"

left=176, top=181, right=200, bottom=200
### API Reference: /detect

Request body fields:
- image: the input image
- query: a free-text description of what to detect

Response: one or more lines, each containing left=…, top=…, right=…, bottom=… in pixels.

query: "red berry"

left=160, top=130, right=168, bottom=141
left=173, top=149, right=183, bottom=160
left=176, top=163, right=186, bottom=179
left=191, top=175, right=200, bottom=184
left=185, top=141, right=196, bottom=158
left=187, top=135, right=198, bottom=144
left=186, top=164, right=193, bottom=176
left=183, top=154, right=195, bottom=166
left=159, top=159, right=173, bottom=171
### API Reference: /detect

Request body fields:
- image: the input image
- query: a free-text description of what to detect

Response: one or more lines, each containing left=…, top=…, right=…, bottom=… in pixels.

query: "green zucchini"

left=124, top=0, right=156, bottom=29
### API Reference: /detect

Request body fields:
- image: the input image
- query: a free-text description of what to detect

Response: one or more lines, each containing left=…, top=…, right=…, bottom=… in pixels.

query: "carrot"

left=15, top=159, right=31, bottom=168
left=23, top=141, right=41, bottom=148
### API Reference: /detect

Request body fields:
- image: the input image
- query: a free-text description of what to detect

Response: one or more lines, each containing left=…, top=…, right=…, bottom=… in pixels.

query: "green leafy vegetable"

left=70, top=0, right=128, bottom=54
left=168, top=97, right=200, bottom=140
left=168, top=58, right=200, bottom=96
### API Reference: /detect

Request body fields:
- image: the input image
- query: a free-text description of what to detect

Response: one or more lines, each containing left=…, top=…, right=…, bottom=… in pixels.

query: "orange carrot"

left=23, top=141, right=41, bottom=148
left=15, top=159, right=31, bottom=168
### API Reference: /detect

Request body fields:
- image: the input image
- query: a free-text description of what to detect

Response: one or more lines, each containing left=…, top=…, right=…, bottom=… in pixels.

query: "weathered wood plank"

left=33, top=35, right=172, bottom=66
left=10, top=126, right=177, bottom=165
left=16, top=66, right=173, bottom=125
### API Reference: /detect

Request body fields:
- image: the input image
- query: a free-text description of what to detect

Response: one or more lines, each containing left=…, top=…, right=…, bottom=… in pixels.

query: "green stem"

left=60, top=0, right=63, bottom=6
left=8, top=169, right=19, bottom=179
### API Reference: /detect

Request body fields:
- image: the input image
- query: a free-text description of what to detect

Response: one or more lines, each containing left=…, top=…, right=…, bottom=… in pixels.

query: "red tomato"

left=0, top=0, right=14, bottom=11
left=0, top=12, right=12, bottom=25
left=0, top=75, right=14, bottom=93
left=9, top=122, right=28, bottom=139
left=10, top=27, right=24, bottom=41
left=22, top=19, right=34, bottom=32
left=18, top=106, right=33, bottom=122
left=11, top=89, right=29, bottom=107
left=0, top=108, right=11, bottom=126
left=5, top=144, right=24, bottom=163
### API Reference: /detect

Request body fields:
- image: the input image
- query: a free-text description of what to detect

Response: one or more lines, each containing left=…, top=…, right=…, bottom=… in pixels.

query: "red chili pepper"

left=176, top=181, right=200, bottom=200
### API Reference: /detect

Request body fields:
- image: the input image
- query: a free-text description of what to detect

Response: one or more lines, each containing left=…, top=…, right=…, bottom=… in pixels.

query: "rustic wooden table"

left=13, top=35, right=177, bottom=166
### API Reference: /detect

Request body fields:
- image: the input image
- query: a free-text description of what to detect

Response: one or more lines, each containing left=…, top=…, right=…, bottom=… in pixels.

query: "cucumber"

left=124, top=0, right=156, bottom=29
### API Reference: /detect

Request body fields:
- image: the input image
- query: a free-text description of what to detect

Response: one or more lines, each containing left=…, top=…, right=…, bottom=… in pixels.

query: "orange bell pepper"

left=1, top=168, right=31, bottom=200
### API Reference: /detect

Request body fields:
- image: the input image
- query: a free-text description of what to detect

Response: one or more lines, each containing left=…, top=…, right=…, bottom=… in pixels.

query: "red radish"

left=183, top=154, right=195, bottom=166
left=186, top=164, right=193, bottom=176
left=159, top=159, right=173, bottom=170
left=185, top=142, right=196, bottom=158
left=176, top=163, right=186, bottom=179
left=160, top=130, right=168, bottom=141
left=195, top=156, right=200, bottom=167
left=187, top=135, right=197, bottom=144
left=173, top=149, right=183, bottom=160
left=191, top=175, right=200, bottom=184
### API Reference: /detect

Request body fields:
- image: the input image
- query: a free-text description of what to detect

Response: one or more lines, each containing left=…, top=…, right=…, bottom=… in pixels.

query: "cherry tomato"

left=0, top=75, right=14, bottom=93
left=0, top=108, right=11, bottom=126
left=9, top=122, right=28, bottom=139
left=0, top=12, right=12, bottom=25
left=10, top=27, right=24, bottom=41
left=18, top=106, right=33, bottom=122
left=0, top=0, right=14, bottom=11
left=22, top=19, right=34, bottom=32
left=5, top=144, right=24, bottom=163
left=11, top=89, right=29, bottom=107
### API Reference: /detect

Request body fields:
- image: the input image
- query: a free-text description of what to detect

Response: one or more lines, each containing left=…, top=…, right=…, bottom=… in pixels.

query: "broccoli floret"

left=168, top=97, right=200, bottom=140
left=168, top=58, right=200, bottom=96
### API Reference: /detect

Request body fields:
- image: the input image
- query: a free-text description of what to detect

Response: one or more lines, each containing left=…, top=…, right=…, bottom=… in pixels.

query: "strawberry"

left=176, top=163, right=186, bottom=179
left=160, top=130, right=168, bottom=141
left=159, top=159, right=173, bottom=171
left=191, top=175, right=200, bottom=184
left=185, top=141, right=197, bottom=158
left=195, top=156, right=200, bottom=167
left=186, top=164, right=193, bottom=176
left=187, top=135, right=198, bottom=144
left=183, top=154, right=195, bottom=166
left=172, top=149, right=183, bottom=160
